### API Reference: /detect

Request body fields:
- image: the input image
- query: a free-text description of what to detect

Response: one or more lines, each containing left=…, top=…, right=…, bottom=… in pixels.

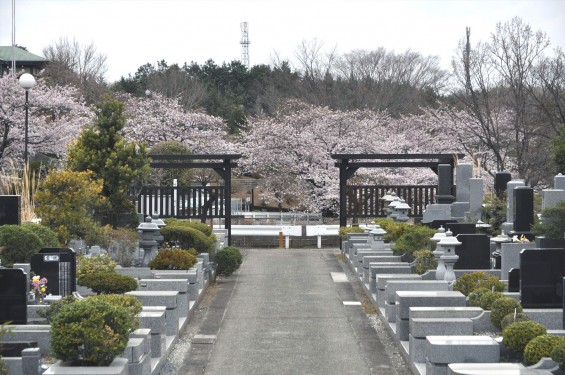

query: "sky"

left=1, top=0, right=565, bottom=82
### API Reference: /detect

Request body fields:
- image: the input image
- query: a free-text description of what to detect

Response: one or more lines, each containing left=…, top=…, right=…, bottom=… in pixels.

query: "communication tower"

left=240, top=22, right=250, bottom=68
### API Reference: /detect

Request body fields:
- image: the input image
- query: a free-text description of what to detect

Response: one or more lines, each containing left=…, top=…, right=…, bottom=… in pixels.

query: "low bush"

left=164, top=219, right=213, bottom=237
left=467, top=287, right=490, bottom=307
left=500, top=312, right=530, bottom=330
left=161, top=225, right=215, bottom=253
left=551, top=342, right=565, bottom=371
left=78, top=272, right=138, bottom=295
left=490, top=297, right=523, bottom=329
left=452, top=271, right=505, bottom=296
left=216, top=247, right=242, bottom=276
left=37, top=295, right=77, bottom=323
left=391, top=224, right=435, bottom=257
left=76, top=254, right=116, bottom=280
left=412, top=249, right=437, bottom=274
left=23, top=223, right=61, bottom=248
left=51, top=298, right=134, bottom=366
left=374, top=218, right=410, bottom=241
left=338, top=226, right=364, bottom=238
left=479, top=291, right=505, bottom=310
left=148, top=248, right=198, bottom=270
left=532, top=201, right=565, bottom=240
left=88, top=294, right=141, bottom=330
left=503, top=320, right=546, bottom=354
left=524, top=334, right=565, bottom=365
left=0, top=225, right=43, bottom=266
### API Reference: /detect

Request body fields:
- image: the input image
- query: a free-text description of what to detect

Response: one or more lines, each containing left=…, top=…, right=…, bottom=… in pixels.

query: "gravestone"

left=502, top=180, right=525, bottom=234
left=446, top=223, right=476, bottom=237
left=466, top=178, right=484, bottom=221
left=452, top=163, right=473, bottom=219
left=563, top=277, right=564, bottom=329
left=494, top=172, right=512, bottom=197
left=427, top=220, right=457, bottom=230
left=512, top=186, right=534, bottom=235
left=520, top=248, right=565, bottom=308
left=556, top=173, right=565, bottom=190
left=436, top=164, right=454, bottom=204
left=542, top=189, right=565, bottom=210
left=454, top=234, right=491, bottom=270
left=508, top=268, right=520, bottom=293
left=30, top=248, right=76, bottom=296
left=0, top=268, right=27, bottom=324
left=0, top=195, right=21, bottom=225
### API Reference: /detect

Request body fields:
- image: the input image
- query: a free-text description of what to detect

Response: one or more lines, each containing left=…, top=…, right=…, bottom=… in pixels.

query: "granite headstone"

left=508, top=268, right=520, bottom=293
left=0, top=195, right=21, bottom=225
left=30, top=248, right=76, bottom=296
left=520, top=248, right=565, bottom=308
left=0, top=268, right=27, bottom=324
left=454, top=234, right=491, bottom=270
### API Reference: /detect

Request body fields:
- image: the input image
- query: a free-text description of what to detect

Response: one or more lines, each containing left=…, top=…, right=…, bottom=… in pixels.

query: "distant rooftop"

left=0, top=46, right=47, bottom=63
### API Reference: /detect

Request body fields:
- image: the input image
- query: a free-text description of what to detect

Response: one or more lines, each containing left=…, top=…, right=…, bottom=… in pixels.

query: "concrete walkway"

left=179, top=249, right=399, bottom=375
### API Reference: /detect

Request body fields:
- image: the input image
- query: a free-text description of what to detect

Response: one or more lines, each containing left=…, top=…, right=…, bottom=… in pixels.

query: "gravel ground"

left=159, top=251, right=412, bottom=375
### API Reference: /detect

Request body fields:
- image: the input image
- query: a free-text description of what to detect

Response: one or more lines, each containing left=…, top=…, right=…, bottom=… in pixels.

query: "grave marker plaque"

left=30, top=248, right=76, bottom=296
left=0, top=195, right=21, bottom=225
left=520, top=249, right=565, bottom=308
left=0, top=268, right=27, bottom=324
left=454, top=234, right=491, bottom=270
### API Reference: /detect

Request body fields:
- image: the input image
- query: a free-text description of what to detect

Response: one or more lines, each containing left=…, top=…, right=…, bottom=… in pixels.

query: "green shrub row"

left=148, top=248, right=198, bottom=270
left=160, top=224, right=215, bottom=254
left=215, top=246, right=242, bottom=276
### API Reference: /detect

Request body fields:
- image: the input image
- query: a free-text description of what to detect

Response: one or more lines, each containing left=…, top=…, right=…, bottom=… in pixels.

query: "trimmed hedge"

left=148, top=248, right=198, bottom=270
left=51, top=298, right=134, bottom=366
left=452, top=271, right=505, bottom=296
left=0, top=225, right=43, bottom=266
left=490, top=297, right=523, bottom=329
left=524, top=334, right=565, bottom=365
left=503, top=320, right=546, bottom=354
left=78, top=271, right=138, bottom=295
left=23, top=223, right=61, bottom=248
left=163, top=218, right=213, bottom=236
left=161, top=225, right=215, bottom=254
left=216, top=247, right=242, bottom=276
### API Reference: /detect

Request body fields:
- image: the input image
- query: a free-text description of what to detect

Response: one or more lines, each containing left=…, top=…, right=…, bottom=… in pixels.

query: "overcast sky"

left=1, top=0, right=564, bottom=82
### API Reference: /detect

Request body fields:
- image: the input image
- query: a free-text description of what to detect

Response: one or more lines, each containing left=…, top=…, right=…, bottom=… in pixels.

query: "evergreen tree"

left=67, top=95, right=149, bottom=226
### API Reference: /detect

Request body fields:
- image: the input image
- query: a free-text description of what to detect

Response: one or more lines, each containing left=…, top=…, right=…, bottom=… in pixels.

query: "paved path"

left=178, top=249, right=401, bottom=375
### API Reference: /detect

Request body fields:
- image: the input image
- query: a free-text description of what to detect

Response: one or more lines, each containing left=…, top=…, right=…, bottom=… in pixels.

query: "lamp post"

left=18, top=73, right=36, bottom=164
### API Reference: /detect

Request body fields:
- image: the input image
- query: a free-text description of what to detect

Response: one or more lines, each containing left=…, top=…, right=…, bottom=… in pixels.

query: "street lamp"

left=18, top=73, right=36, bottom=164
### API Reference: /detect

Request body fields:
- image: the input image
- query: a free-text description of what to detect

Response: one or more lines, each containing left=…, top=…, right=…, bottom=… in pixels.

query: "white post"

left=285, top=235, right=290, bottom=249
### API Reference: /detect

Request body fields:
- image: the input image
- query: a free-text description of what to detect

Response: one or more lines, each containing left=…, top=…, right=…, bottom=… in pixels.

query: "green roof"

left=0, top=46, right=47, bottom=63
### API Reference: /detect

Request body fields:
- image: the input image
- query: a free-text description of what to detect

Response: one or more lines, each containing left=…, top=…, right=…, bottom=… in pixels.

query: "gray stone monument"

left=501, top=180, right=525, bottom=234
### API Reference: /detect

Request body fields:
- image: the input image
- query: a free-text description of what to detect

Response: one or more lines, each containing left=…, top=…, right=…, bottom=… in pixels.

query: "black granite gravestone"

left=454, top=234, right=491, bottom=270
left=0, top=195, right=21, bottom=226
left=0, top=268, right=27, bottom=324
left=494, top=172, right=512, bottom=197
left=513, top=186, right=534, bottom=233
left=508, top=268, right=520, bottom=293
left=30, top=248, right=76, bottom=296
left=436, top=164, right=455, bottom=204
left=446, top=223, right=476, bottom=237
left=563, top=277, right=564, bottom=329
left=520, top=248, right=565, bottom=308
left=426, top=220, right=457, bottom=230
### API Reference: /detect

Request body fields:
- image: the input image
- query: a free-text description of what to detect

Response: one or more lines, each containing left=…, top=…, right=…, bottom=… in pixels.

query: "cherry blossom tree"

left=0, top=73, right=92, bottom=165
left=118, top=91, right=235, bottom=154
left=240, top=100, right=464, bottom=212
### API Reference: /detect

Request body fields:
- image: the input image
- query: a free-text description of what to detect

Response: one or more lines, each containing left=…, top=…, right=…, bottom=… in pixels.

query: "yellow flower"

left=40, top=287, right=46, bottom=293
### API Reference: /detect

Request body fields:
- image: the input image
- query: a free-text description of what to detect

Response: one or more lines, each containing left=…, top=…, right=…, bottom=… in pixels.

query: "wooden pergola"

left=331, top=153, right=464, bottom=227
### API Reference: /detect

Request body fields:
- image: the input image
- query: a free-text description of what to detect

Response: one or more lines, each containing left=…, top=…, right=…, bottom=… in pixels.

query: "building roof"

left=0, top=46, right=47, bottom=63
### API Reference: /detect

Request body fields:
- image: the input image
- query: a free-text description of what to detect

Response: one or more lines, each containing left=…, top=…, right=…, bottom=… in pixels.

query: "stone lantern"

left=437, top=229, right=461, bottom=282
left=431, top=226, right=447, bottom=280
left=151, top=213, right=166, bottom=243
left=393, top=200, right=410, bottom=222
left=387, top=199, right=402, bottom=220
left=368, top=226, right=387, bottom=250
left=138, top=216, right=159, bottom=266
left=381, top=191, right=399, bottom=217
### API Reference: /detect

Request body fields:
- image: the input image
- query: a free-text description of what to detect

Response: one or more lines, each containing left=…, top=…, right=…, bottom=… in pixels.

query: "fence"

left=347, top=185, right=436, bottom=218
left=137, top=185, right=227, bottom=219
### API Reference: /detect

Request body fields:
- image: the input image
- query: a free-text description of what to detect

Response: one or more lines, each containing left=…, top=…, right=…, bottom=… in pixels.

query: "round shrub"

left=88, top=294, right=141, bottom=330
left=412, top=249, right=437, bottom=275
left=37, top=295, right=78, bottom=323
left=500, top=312, right=530, bottom=330
left=503, top=320, right=546, bottom=354
left=490, top=297, right=523, bottom=329
left=164, top=219, right=214, bottom=236
left=148, top=248, right=198, bottom=270
left=375, top=218, right=410, bottom=241
left=0, top=225, right=42, bottom=266
left=551, top=342, right=565, bottom=370
left=524, top=334, right=565, bottom=365
left=467, top=287, right=490, bottom=307
left=161, top=225, right=214, bottom=253
left=216, top=247, right=242, bottom=276
left=479, top=291, right=505, bottom=310
left=76, top=254, right=116, bottom=279
left=51, top=298, right=134, bottom=366
left=78, top=272, right=138, bottom=295
left=23, top=223, right=61, bottom=248
left=453, top=271, right=505, bottom=296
